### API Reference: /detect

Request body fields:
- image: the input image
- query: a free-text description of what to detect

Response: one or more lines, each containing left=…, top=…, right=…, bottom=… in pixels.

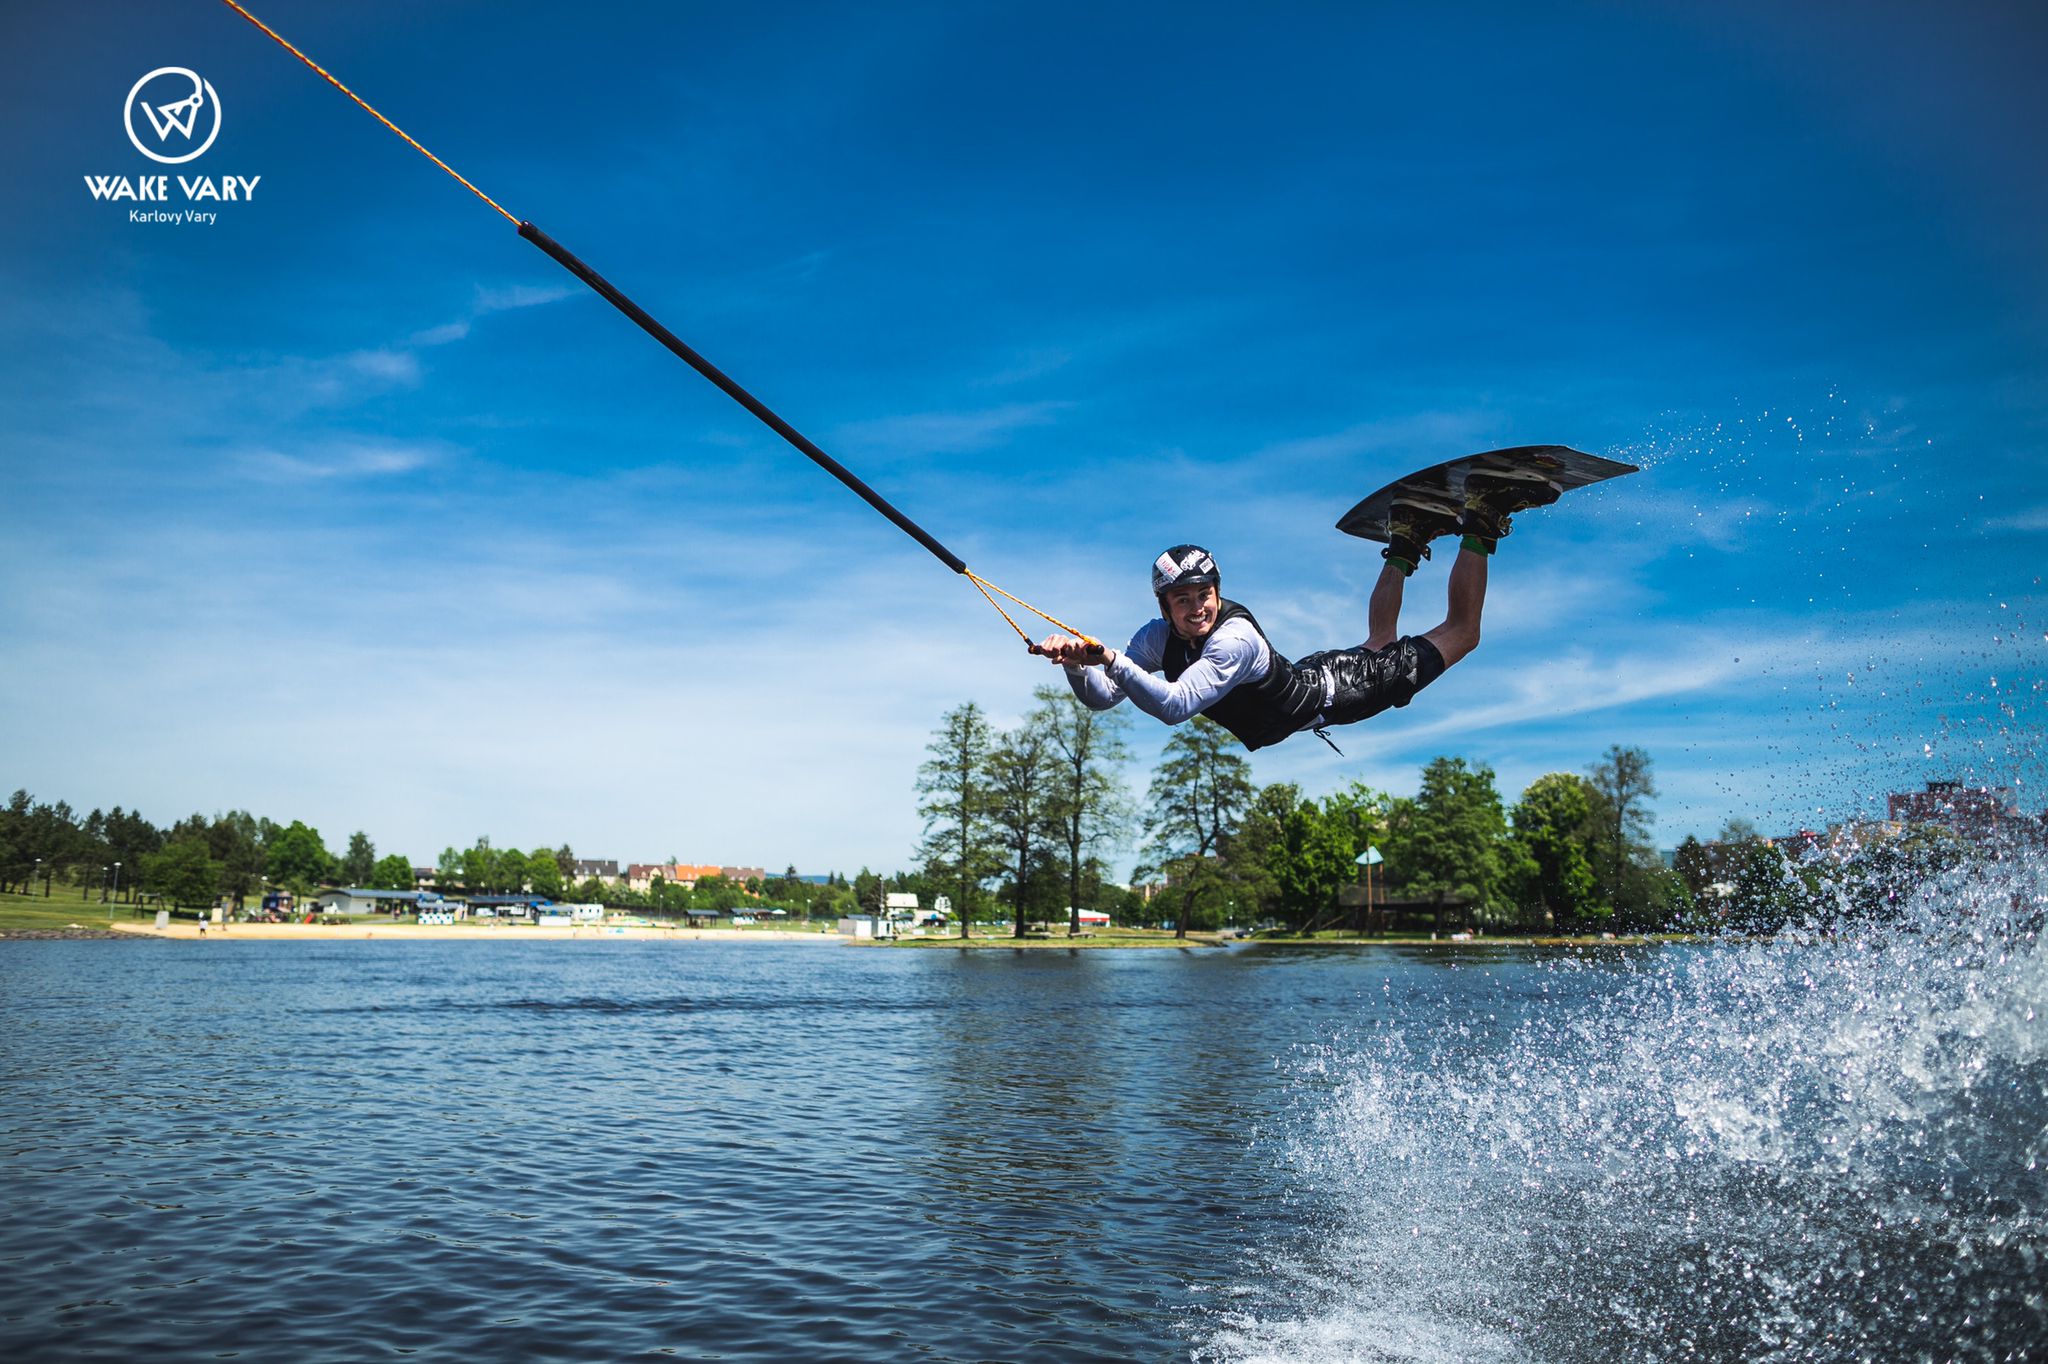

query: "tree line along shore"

left=3, top=689, right=1999, bottom=944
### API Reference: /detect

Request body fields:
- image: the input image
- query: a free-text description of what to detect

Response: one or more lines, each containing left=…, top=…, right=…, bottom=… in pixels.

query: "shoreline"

left=95, top=922, right=844, bottom=943
left=2, top=922, right=1694, bottom=949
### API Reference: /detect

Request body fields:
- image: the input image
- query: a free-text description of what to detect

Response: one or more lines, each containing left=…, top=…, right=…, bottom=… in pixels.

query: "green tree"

left=698, top=874, right=743, bottom=912
left=498, top=847, right=530, bottom=894
left=1140, top=717, right=1256, bottom=938
left=437, top=846, right=464, bottom=889
left=987, top=721, right=1060, bottom=936
left=1725, top=838, right=1807, bottom=931
left=369, top=853, right=415, bottom=891
left=1030, top=685, right=1134, bottom=937
left=266, top=820, right=334, bottom=893
left=341, top=831, right=376, bottom=886
left=1272, top=791, right=1358, bottom=933
left=1228, top=782, right=1359, bottom=929
left=1385, top=756, right=1512, bottom=925
left=528, top=849, right=564, bottom=898
left=462, top=838, right=497, bottom=894
left=142, top=837, right=221, bottom=909
left=916, top=702, right=1004, bottom=938
left=207, top=811, right=266, bottom=907
left=1510, top=772, right=1601, bottom=928
left=1585, top=745, right=1661, bottom=919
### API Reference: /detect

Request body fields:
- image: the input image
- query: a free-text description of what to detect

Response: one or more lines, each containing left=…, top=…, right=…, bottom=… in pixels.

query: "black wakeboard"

left=1335, top=445, right=1638, bottom=542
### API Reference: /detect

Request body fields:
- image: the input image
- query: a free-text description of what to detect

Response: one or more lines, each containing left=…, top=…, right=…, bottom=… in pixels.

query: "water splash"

left=1196, top=857, right=2048, bottom=1363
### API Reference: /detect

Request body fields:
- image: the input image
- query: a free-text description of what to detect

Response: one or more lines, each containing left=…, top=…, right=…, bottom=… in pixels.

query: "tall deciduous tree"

left=988, top=721, right=1058, bottom=936
left=142, top=837, right=221, bottom=909
left=1585, top=745, right=1661, bottom=917
left=1030, top=685, right=1134, bottom=937
left=1510, top=772, right=1601, bottom=927
left=527, top=849, right=564, bottom=898
left=266, top=820, right=334, bottom=893
left=341, top=831, right=376, bottom=886
left=1140, top=717, right=1256, bottom=938
left=916, top=702, right=1004, bottom=938
left=369, top=853, right=416, bottom=891
left=462, top=838, right=497, bottom=894
left=1385, top=756, right=1512, bottom=923
left=208, top=811, right=266, bottom=907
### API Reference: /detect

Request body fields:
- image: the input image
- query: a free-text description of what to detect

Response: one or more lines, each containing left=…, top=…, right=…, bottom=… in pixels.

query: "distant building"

left=624, top=863, right=666, bottom=892
left=570, top=859, right=620, bottom=886
left=1887, top=780, right=2028, bottom=842
left=654, top=863, right=769, bottom=889
left=313, top=888, right=449, bottom=916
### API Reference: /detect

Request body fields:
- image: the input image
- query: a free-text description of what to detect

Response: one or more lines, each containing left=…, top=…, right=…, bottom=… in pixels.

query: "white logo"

left=124, top=68, right=221, bottom=165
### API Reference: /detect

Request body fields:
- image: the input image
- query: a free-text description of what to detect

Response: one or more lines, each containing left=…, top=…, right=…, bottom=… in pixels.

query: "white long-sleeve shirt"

left=1063, top=616, right=1273, bottom=725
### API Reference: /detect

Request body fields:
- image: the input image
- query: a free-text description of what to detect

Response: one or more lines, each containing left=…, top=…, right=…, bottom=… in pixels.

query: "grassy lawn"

left=0, top=888, right=160, bottom=932
left=1242, top=927, right=1696, bottom=946
left=889, top=926, right=1223, bottom=948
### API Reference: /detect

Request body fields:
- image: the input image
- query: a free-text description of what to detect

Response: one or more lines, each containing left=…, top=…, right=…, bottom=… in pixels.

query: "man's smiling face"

left=1162, top=582, right=1220, bottom=642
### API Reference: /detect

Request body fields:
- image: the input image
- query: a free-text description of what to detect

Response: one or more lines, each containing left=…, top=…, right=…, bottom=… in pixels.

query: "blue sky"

left=2, top=0, right=2043, bottom=875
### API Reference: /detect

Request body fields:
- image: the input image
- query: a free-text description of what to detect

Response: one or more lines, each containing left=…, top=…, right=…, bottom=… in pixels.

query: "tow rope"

left=218, top=0, right=1098, bottom=656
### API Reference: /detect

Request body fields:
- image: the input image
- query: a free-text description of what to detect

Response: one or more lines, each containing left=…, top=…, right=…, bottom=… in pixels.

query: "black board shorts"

left=1296, top=635, right=1447, bottom=728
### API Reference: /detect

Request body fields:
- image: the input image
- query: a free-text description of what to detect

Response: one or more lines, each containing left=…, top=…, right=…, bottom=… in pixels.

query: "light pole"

left=33, top=858, right=42, bottom=898
left=111, top=861, right=122, bottom=915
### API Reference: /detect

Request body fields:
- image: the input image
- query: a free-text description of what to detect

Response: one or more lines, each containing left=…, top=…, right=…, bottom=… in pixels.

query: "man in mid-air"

left=1036, top=470, right=1559, bottom=751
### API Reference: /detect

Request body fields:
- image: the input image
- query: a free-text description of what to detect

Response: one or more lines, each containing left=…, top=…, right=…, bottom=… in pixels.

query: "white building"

left=314, top=888, right=449, bottom=917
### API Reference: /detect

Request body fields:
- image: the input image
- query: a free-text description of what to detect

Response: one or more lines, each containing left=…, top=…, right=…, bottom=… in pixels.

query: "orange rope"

left=217, top=0, right=518, bottom=225
left=965, top=571, right=1099, bottom=652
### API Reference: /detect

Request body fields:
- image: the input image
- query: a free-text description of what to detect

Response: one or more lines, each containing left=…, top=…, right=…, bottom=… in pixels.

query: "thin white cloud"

left=1986, top=504, right=2048, bottom=532
left=398, top=282, right=578, bottom=352
left=1245, top=410, right=1501, bottom=467
left=237, top=439, right=445, bottom=482
left=472, top=282, right=581, bottom=314
left=343, top=348, right=422, bottom=385
left=407, top=320, right=471, bottom=346
left=834, top=400, right=1069, bottom=457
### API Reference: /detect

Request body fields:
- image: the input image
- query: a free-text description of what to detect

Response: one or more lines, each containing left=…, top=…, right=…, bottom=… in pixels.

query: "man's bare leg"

left=1421, top=544, right=1487, bottom=667
left=1365, top=561, right=1406, bottom=650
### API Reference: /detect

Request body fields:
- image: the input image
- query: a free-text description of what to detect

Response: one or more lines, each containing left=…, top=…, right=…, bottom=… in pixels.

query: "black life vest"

left=1160, top=599, right=1324, bottom=750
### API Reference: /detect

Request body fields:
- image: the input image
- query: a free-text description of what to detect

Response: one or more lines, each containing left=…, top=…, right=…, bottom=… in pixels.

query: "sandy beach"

left=106, top=922, right=844, bottom=943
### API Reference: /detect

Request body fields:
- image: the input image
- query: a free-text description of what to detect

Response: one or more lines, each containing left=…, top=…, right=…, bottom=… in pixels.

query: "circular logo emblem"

left=124, top=67, right=222, bottom=165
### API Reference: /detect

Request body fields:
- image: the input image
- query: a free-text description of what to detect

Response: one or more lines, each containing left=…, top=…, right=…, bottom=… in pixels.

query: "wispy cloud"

left=1986, top=504, right=2048, bottom=532
left=237, top=439, right=447, bottom=482
left=343, top=348, right=423, bottom=385
left=834, top=400, right=1070, bottom=458
left=1244, top=410, right=1501, bottom=467
left=406, top=320, right=471, bottom=346
left=1388, top=637, right=1747, bottom=743
left=403, top=282, right=580, bottom=350
left=473, top=282, right=580, bottom=315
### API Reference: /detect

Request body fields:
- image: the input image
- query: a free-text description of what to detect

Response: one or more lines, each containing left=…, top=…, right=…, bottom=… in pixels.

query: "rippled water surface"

left=3, top=907, right=2042, bottom=1362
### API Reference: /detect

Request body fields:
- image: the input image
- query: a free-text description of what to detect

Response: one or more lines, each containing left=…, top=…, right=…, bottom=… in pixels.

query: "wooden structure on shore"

left=1333, top=884, right=1475, bottom=936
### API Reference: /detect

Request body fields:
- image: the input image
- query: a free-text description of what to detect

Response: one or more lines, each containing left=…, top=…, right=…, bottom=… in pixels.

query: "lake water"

left=3, top=873, right=2042, bottom=1362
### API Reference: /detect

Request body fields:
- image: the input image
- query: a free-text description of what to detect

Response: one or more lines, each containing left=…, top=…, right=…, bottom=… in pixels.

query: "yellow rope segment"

left=219, top=0, right=1099, bottom=658
left=216, top=0, right=519, bottom=226
left=965, top=572, right=1099, bottom=651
